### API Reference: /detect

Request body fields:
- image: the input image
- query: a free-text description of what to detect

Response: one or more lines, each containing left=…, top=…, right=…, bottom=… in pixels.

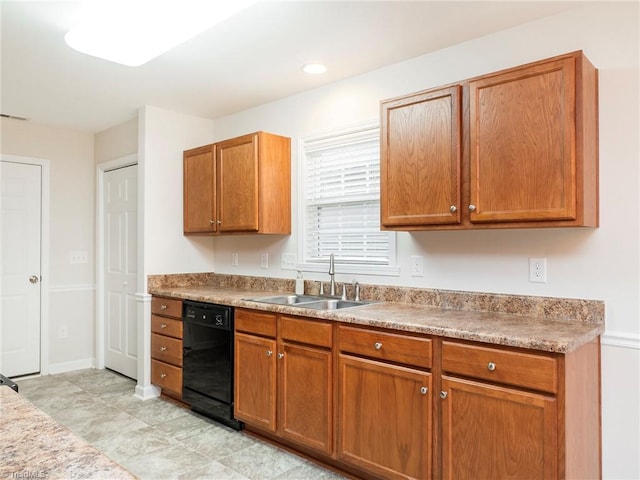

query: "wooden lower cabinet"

left=440, top=376, right=557, bottom=479
left=337, top=354, right=432, bottom=480
left=234, top=308, right=601, bottom=480
left=280, top=341, right=333, bottom=454
left=234, top=309, right=333, bottom=455
left=234, top=331, right=277, bottom=431
left=150, top=296, right=183, bottom=400
left=440, top=338, right=601, bottom=479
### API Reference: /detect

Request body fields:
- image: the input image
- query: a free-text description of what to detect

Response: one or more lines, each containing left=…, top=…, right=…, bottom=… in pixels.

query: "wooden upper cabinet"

left=469, top=53, right=597, bottom=225
left=183, top=145, right=216, bottom=233
left=183, top=131, right=291, bottom=235
left=381, top=85, right=462, bottom=227
left=215, top=134, right=259, bottom=232
left=381, top=51, right=598, bottom=230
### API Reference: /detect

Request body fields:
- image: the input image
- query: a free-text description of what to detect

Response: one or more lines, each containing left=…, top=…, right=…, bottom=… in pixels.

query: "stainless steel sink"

left=248, top=294, right=324, bottom=305
left=246, top=294, right=374, bottom=310
left=297, top=299, right=375, bottom=310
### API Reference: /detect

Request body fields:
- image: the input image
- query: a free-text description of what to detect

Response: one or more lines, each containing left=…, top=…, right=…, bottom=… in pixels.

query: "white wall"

left=139, top=106, right=216, bottom=291
left=0, top=119, right=96, bottom=372
left=193, top=4, right=637, bottom=477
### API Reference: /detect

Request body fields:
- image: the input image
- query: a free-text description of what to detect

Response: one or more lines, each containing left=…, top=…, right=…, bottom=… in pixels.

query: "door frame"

left=0, top=154, right=51, bottom=375
left=96, top=154, right=138, bottom=371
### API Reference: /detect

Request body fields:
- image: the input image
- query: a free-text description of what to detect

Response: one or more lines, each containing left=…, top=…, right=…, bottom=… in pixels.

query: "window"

left=299, top=121, right=397, bottom=275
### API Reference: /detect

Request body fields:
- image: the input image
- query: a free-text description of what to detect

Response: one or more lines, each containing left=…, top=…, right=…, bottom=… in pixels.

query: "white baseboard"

left=46, top=357, right=95, bottom=375
left=134, top=383, right=161, bottom=400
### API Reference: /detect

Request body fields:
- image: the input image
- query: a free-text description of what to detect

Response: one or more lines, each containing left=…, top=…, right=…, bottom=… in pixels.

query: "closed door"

left=0, top=161, right=42, bottom=377
left=104, top=165, right=137, bottom=378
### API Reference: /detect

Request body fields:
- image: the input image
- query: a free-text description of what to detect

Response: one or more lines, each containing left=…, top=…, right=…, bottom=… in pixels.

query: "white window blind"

left=302, top=122, right=392, bottom=267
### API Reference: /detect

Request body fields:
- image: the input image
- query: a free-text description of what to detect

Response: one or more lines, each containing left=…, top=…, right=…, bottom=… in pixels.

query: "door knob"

left=29, top=275, right=39, bottom=284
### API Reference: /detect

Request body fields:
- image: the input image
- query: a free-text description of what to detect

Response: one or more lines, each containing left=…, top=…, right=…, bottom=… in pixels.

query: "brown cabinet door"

left=279, top=342, right=333, bottom=455
left=441, top=376, right=557, bottom=480
left=183, top=145, right=216, bottom=233
left=338, top=354, right=432, bottom=480
left=234, top=332, right=277, bottom=432
left=381, top=85, right=462, bottom=227
left=215, top=133, right=259, bottom=232
left=469, top=56, right=577, bottom=223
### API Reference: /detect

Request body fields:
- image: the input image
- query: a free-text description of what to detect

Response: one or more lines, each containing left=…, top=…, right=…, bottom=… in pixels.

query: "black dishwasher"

left=182, top=300, right=243, bottom=430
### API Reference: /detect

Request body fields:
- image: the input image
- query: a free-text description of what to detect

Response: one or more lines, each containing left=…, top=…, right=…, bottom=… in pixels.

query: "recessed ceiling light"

left=65, top=0, right=258, bottom=67
left=302, top=63, right=328, bottom=75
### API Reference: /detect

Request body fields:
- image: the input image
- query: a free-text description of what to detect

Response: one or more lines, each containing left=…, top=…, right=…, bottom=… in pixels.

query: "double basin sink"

left=247, top=294, right=375, bottom=310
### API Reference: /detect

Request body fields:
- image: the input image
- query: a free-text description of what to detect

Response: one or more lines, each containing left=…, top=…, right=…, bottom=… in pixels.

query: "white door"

left=0, top=161, right=42, bottom=377
left=104, top=165, right=138, bottom=378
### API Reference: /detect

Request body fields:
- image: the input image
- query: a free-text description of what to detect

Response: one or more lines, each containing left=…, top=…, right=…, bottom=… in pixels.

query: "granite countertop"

left=0, top=386, right=136, bottom=480
left=149, top=275, right=605, bottom=354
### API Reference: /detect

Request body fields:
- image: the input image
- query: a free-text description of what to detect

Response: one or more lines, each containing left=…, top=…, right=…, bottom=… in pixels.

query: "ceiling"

left=1, top=1, right=590, bottom=133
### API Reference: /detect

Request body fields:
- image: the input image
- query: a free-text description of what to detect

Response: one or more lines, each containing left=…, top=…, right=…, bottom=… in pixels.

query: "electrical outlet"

left=411, top=255, right=424, bottom=277
left=529, top=257, right=547, bottom=283
left=231, top=253, right=238, bottom=266
left=281, top=253, right=297, bottom=270
left=261, top=253, right=269, bottom=269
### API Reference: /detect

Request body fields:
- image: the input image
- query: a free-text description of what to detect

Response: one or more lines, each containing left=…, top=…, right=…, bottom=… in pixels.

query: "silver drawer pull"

left=374, top=342, right=382, bottom=350
left=487, top=362, right=496, bottom=371
left=160, top=323, right=167, bottom=329
left=420, top=386, right=428, bottom=395
left=440, top=391, right=448, bottom=399
left=277, top=353, right=284, bottom=359
left=160, top=346, right=167, bottom=352
left=160, top=304, right=168, bottom=310
left=160, top=373, right=167, bottom=379
left=266, top=350, right=273, bottom=357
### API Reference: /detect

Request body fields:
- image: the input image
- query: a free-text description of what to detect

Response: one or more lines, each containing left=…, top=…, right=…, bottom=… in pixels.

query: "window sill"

left=297, top=262, right=400, bottom=277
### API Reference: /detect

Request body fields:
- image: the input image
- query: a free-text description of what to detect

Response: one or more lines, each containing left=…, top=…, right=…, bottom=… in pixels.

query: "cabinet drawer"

left=280, top=315, right=333, bottom=348
left=151, top=315, right=183, bottom=339
left=151, top=333, right=183, bottom=367
left=151, top=359, right=182, bottom=397
left=235, top=308, right=277, bottom=338
left=442, top=341, right=558, bottom=394
left=151, top=296, right=182, bottom=318
left=338, top=325, right=432, bottom=369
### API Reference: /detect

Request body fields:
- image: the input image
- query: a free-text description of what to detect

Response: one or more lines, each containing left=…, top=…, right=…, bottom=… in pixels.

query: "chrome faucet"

left=329, top=253, right=336, bottom=296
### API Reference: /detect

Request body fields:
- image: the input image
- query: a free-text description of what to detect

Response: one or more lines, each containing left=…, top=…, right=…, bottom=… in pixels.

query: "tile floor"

left=15, top=369, right=346, bottom=480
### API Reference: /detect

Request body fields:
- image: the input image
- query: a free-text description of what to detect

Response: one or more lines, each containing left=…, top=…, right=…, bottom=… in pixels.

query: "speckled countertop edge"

left=0, top=386, right=136, bottom=480
left=148, top=274, right=605, bottom=354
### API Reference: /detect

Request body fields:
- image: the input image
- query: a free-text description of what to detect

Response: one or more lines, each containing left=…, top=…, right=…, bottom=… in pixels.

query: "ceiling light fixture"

left=302, top=63, right=327, bottom=75
left=65, top=0, right=258, bottom=67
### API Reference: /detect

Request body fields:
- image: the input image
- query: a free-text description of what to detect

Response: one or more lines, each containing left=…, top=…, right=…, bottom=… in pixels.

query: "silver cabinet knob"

left=277, top=353, right=284, bottom=359
left=374, top=342, right=382, bottom=350
left=449, top=205, right=457, bottom=213
left=160, top=304, right=167, bottom=310
left=440, top=391, right=448, bottom=399
left=420, top=386, right=428, bottom=395
left=487, top=362, right=496, bottom=371
left=29, top=275, right=39, bottom=284
left=217, top=220, right=222, bottom=225
left=160, top=323, right=167, bottom=329
left=160, top=373, right=167, bottom=379
left=266, top=350, right=273, bottom=357
left=160, top=346, right=167, bottom=352
left=468, top=204, right=476, bottom=212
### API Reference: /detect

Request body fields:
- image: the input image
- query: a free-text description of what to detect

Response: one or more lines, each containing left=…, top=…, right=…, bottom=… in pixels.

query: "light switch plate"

left=411, top=256, right=424, bottom=277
